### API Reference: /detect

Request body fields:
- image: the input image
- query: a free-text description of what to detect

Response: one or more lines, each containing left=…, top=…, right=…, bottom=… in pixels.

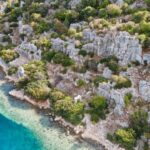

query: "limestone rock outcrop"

left=16, top=42, right=41, bottom=60
left=139, top=80, right=150, bottom=102
left=96, top=82, right=137, bottom=115
left=82, top=30, right=142, bottom=66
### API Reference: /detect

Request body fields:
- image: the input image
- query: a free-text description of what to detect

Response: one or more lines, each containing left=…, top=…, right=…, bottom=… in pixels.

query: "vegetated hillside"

left=0, top=0, right=150, bottom=150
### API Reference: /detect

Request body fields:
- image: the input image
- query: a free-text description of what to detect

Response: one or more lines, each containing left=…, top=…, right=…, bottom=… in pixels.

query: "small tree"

left=129, top=110, right=148, bottom=138
left=107, top=4, right=122, bottom=17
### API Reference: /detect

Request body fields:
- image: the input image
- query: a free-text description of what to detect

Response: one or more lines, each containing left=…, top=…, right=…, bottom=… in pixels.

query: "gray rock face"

left=139, top=80, right=150, bottom=102
left=148, top=112, right=150, bottom=124
left=143, top=54, right=150, bottom=65
left=51, top=38, right=80, bottom=62
left=97, top=82, right=137, bottom=115
left=68, top=0, right=81, bottom=9
left=19, top=20, right=33, bottom=36
left=16, top=42, right=41, bottom=60
left=17, top=66, right=25, bottom=78
left=82, top=30, right=142, bottom=65
left=102, top=67, right=112, bottom=79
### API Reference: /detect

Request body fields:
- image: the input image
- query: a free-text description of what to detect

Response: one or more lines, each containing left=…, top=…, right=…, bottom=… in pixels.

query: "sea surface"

left=0, top=82, right=98, bottom=150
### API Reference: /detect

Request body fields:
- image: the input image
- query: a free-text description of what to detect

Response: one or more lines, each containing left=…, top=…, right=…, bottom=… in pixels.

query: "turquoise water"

left=0, top=82, right=99, bottom=150
left=0, top=114, right=43, bottom=150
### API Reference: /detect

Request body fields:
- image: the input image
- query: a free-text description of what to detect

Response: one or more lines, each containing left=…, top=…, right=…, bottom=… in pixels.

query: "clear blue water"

left=0, top=82, right=99, bottom=150
left=0, top=114, right=43, bottom=150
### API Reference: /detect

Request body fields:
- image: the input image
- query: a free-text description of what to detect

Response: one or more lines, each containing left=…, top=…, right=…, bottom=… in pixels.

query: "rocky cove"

left=0, top=0, right=150, bottom=150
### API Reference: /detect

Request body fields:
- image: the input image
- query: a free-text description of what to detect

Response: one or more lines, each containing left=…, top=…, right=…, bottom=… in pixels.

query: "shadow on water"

left=0, top=114, right=43, bottom=150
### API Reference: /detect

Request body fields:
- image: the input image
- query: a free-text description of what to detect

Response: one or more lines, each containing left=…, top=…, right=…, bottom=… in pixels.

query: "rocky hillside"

left=0, top=0, right=150, bottom=150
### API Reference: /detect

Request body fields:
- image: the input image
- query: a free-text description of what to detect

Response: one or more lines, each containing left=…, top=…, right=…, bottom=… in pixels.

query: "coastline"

left=7, top=79, right=105, bottom=149
left=6, top=75, right=123, bottom=150
left=0, top=80, right=101, bottom=150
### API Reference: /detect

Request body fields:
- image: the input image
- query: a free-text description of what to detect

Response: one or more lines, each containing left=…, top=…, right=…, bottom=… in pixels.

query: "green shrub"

left=81, top=6, right=96, bottom=19
left=107, top=4, right=122, bottom=17
left=124, top=0, right=136, bottom=4
left=132, top=11, right=149, bottom=23
left=88, top=96, right=108, bottom=123
left=99, top=8, right=108, bottom=18
left=93, top=76, right=108, bottom=87
left=8, top=66, right=18, bottom=75
left=78, top=49, right=87, bottom=57
left=112, top=75, right=132, bottom=89
left=77, top=79, right=86, bottom=87
left=55, top=9, right=79, bottom=25
left=145, top=0, right=150, bottom=6
left=124, top=93, right=132, bottom=107
left=42, top=51, right=56, bottom=62
left=0, top=50, right=19, bottom=63
left=114, top=128, right=136, bottom=150
left=139, top=21, right=150, bottom=36
left=24, top=60, right=47, bottom=82
left=81, top=0, right=100, bottom=8
left=34, top=20, right=50, bottom=34
left=37, top=37, right=51, bottom=49
left=25, top=81, right=50, bottom=100
left=120, top=22, right=138, bottom=34
left=129, top=110, right=148, bottom=138
left=9, top=8, right=22, bottom=21
left=53, top=19, right=68, bottom=34
left=51, top=91, right=84, bottom=125
left=100, top=55, right=120, bottom=73
left=52, top=52, right=74, bottom=67
left=99, top=0, right=110, bottom=8
left=29, top=3, right=48, bottom=17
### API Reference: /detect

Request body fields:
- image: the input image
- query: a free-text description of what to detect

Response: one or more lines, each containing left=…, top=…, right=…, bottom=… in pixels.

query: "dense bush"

left=8, top=66, right=18, bottom=75
left=106, top=4, right=122, bottom=17
left=113, top=128, right=136, bottom=150
left=50, top=90, right=84, bottom=125
left=25, top=81, right=50, bottom=100
left=93, top=76, right=108, bottom=87
left=139, top=21, right=150, bottom=36
left=52, top=52, right=74, bottom=67
left=55, top=9, right=79, bottom=25
left=0, top=50, right=19, bottom=63
left=99, top=8, right=108, bottom=18
left=37, top=37, right=51, bottom=49
left=29, top=3, right=48, bottom=17
left=53, top=19, right=68, bottom=34
left=77, top=79, right=86, bottom=87
left=9, top=8, right=22, bottom=21
left=120, top=22, right=138, bottom=34
left=33, top=20, right=50, bottom=34
left=88, top=96, right=108, bottom=123
left=78, top=50, right=87, bottom=57
left=100, top=55, right=120, bottom=73
left=23, top=60, right=47, bottom=82
left=124, top=0, right=136, bottom=4
left=81, top=6, right=96, bottom=19
left=112, top=75, right=132, bottom=89
left=132, top=11, right=149, bottom=23
left=81, top=0, right=100, bottom=8
left=145, top=0, right=150, bottom=6
left=124, top=93, right=132, bottom=107
left=129, top=110, right=148, bottom=138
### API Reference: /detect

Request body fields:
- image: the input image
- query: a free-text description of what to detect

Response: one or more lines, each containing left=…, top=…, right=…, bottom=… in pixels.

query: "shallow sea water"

left=0, top=82, right=99, bottom=150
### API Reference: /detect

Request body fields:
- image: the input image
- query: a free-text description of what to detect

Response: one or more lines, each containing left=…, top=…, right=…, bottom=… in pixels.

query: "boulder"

left=139, top=80, right=150, bottom=102
left=102, top=67, right=112, bottom=79
left=16, top=42, right=41, bottom=60
left=17, top=66, right=25, bottom=78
